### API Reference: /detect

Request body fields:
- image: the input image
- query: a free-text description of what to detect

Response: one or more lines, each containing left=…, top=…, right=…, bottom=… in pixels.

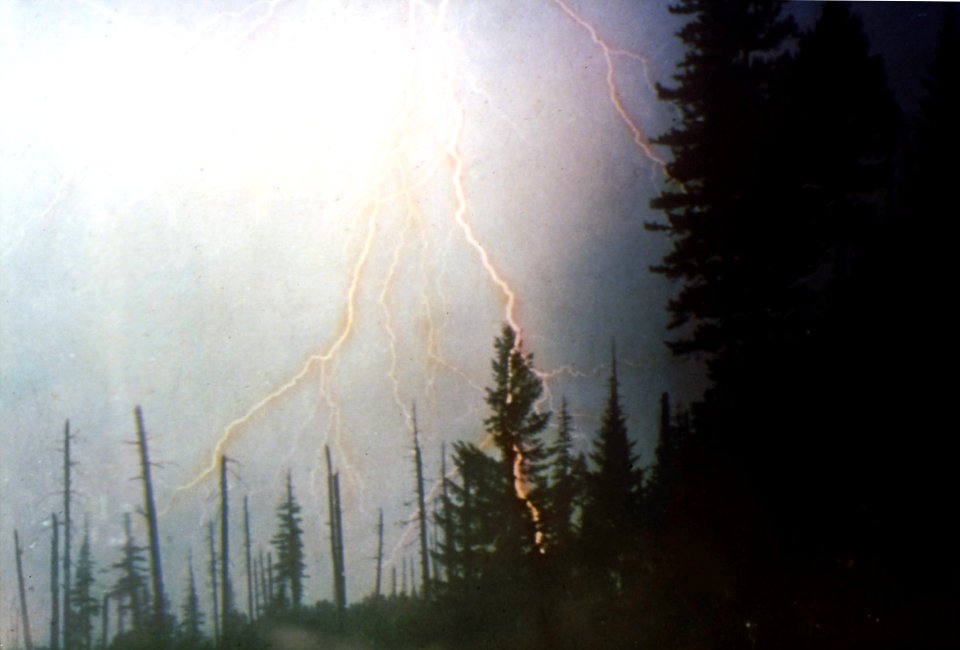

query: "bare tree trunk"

left=100, top=593, right=109, bottom=649
left=334, top=474, right=346, bottom=611
left=219, top=456, right=232, bottom=643
left=325, top=447, right=347, bottom=618
left=243, top=496, right=253, bottom=622
left=208, top=521, right=219, bottom=647
left=391, top=565, right=396, bottom=597
left=62, top=420, right=72, bottom=650
left=412, top=405, right=431, bottom=596
left=15, top=529, right=34, bottom=650
left=374, top=509, right=383, bottom=598
left=50, top=513, right=60, bottom=650
left=134, top=406, right=166, bottom=636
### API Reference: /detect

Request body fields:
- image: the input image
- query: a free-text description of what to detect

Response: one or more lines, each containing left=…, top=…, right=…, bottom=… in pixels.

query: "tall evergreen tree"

left=271, top=472, right=306, bottom=609
left=483, top=324, right=550, bottom=562
left=68, top=526, right=99, bottom=650
left=581, top=349, right=643, bottom=591
left=542, top=397, right=583, bottom=555
left=648, top=0, right=798, bottom=390
left=443, top=441, right=502, bottom=586
left=111, top=514, right=148, bottom=635
left=178, top=553, right=204, bottom=646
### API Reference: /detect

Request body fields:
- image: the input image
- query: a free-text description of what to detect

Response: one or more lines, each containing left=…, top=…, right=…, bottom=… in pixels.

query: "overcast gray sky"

left=0, top=0, right=693, bottom=642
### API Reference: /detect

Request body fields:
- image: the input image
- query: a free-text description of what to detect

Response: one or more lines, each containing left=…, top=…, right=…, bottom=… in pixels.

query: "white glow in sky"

left=0, top=0, right=688, bottom=641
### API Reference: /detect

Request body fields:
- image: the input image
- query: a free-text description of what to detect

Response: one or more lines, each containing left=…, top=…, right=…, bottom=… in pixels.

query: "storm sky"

left=0, top=1, right=692, bottom=637
left=8, top=0, right=948, bottom=643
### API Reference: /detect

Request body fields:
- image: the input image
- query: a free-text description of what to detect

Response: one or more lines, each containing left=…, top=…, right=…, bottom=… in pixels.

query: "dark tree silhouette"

left=112, top=513, right=148, bottom=635
left=68, top=526, right=99, bottom=650
left=542, top=397, right=583, bottom=557
left=61, top=420, right=74, bottom=650
left=243, top=496, right=254, bottom=622
left=580, top=350, right=643, bottom=593
left=178, top=553, right=205, bottom=648
left=14, top=529, right=33, bottom=650
left=271, top=471, right=306, bottom=609
left=483, top=324, right=550, bottom=563
left=50, top=514, right=60, bottom=650
left=324, top=447, right=347, bottom=618
left=218, top=455, right=234, bottom=642
left=411, top=404, right=431, bottom=596
left=207, top=521, right=219, bottom=646
left=133, top=406, right=168, bottom=639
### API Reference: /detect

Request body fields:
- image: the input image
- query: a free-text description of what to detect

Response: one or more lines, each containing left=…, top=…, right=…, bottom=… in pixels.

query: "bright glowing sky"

left=0, top=0, right=689, bottom=640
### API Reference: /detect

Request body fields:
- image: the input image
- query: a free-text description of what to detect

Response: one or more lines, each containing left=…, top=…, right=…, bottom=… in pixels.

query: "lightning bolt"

left=551, top=0, right=668, bottom=170
left=155, top=0, right=665, bottom=573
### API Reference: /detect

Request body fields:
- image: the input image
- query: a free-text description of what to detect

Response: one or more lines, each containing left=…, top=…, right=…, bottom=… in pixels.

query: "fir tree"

left=581, top=349, right=642, bottom=591
left=112, top=513, right=148, bottom=634
left=482, top=324, right=550, bottom=561
left=542, top=397, right=583, bottom=555
left=178, top=553, right=204, bottom=646
left=69, top=526, right=99, bottom=650
left=271, top=472, right=306, bottom=609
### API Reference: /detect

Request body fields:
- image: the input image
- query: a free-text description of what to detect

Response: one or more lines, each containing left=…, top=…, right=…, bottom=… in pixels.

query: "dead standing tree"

left=61, top=420, right=74, bottom=650
left=50, top=513, right=60, bottom=650
left=219, top=455, right=234, bottom=645
left=14, top=529, right=34, bottom=650
left=411, top=404, right=431, bottom=597
left=325, top=446, right=347, bottom=621
left=244, top=496, right=254, bottom=622
left=134, top=406, right=168, bottom=640
left=207, top=521, right=219, bottom=647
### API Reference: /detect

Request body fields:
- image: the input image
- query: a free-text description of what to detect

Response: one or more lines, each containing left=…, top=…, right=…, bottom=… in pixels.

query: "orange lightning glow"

left=174, top=191, right=381, bottom=497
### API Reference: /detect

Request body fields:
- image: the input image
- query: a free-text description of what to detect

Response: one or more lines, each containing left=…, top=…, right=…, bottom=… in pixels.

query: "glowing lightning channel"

left=551, top=0, right=667, bottom=170
left=443, top=86, right=521, bottom=337
left=172, top=192, right=381, bottom=499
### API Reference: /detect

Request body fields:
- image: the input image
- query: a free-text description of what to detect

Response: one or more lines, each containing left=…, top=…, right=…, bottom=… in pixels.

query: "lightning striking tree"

left=483, top=324, right=550, bottom=564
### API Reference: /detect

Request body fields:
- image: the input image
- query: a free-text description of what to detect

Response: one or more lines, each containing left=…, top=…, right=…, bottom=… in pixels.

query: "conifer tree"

left=543, top=397, right=582, bottom=555
left=111, top=514, right=148, bottom=634
left=581, top=350, right=643, bottom=590
left=179, top=553, right=204, bottom=646
left=271, top=472, right=306, bottom=609
left=483, top=325, right=550, bottom=561
left=69, top=526, right=99, bottom=650
left=648, top=0, right=797, bottom=375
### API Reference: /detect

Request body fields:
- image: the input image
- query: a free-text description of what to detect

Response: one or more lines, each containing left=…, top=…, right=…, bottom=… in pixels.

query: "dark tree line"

left=642, top=2, right=957, bottom=648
